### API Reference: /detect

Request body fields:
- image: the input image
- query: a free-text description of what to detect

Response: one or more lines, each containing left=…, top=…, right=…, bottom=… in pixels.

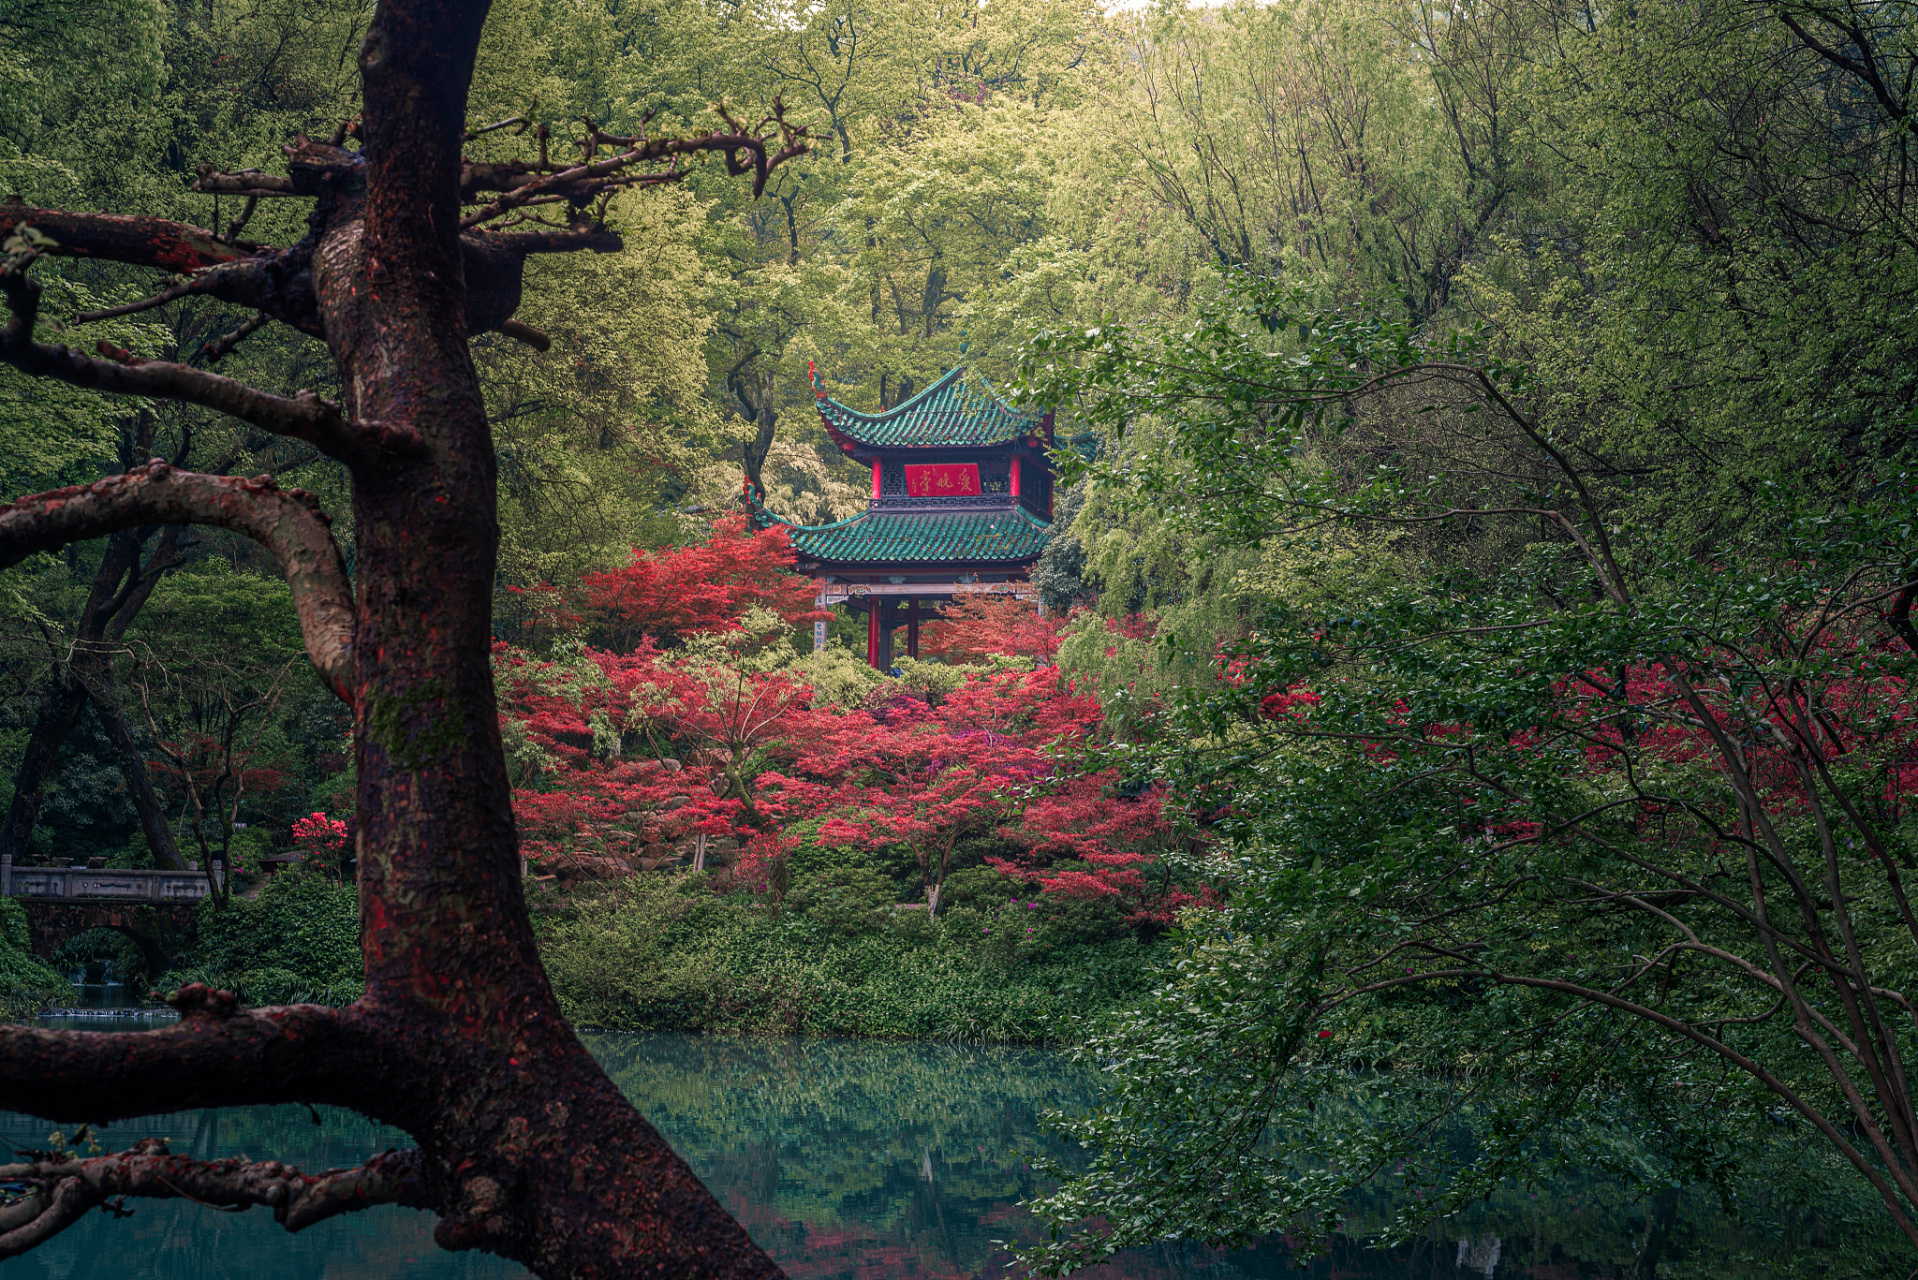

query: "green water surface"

left=0, top=1013, right=1902, bottom=1278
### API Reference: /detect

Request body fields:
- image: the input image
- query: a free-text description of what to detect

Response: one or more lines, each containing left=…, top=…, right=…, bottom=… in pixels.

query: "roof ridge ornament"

left=809, top=358, right=824, bottom=400
left=809, top=363, right=1049, bottom=450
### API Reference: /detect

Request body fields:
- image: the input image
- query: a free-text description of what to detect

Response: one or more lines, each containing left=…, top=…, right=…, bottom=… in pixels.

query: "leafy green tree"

left=1014, top=271, right=1918, bottom=1269
left=1457, top=0, right=1918, bottom=552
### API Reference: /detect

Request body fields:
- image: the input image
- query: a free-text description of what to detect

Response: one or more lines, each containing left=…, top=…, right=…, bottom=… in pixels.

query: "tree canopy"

left=4, top=0, right=1918, bottom=1274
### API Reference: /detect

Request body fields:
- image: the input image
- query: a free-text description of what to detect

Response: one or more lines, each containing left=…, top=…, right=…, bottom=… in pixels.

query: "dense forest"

left=3, top=0, right=1918, bottom=1273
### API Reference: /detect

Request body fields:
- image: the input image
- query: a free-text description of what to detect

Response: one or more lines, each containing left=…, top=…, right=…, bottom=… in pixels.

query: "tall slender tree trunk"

left=0, top=514, right=184, bottom=868
left=0, top=679, right=88, bottom=864
left=90, top=685, right=185, bottom=870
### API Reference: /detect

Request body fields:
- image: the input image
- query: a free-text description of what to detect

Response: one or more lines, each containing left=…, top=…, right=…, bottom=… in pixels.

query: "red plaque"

left=903, top=464, right=982, bottom=497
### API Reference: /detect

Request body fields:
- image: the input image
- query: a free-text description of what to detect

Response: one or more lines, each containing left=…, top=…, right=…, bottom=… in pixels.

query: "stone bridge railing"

left=1, top=855, right=222, bottom=902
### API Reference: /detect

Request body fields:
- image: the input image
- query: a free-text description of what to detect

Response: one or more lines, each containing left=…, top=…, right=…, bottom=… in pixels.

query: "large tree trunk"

left=0, top=0, right=803, bottom=1274
left=89, top=684, right=185, bottom=871
left=0, top=518, right=185, bottom=870
left=0, top=678, right=88, bottom=864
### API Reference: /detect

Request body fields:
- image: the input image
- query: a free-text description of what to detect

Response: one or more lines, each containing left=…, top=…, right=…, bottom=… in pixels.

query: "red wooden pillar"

left=1010, top=455, right=1022, bottom=500
left=871, top=458, right=882, bottom=500
left=907, top=598, right=920, bottom=659
left=866, top=602, right=881, bottom=668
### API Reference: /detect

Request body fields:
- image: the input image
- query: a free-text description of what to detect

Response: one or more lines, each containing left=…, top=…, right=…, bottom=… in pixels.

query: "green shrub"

left=1, top=896, right=30, bottom=952
left=161, top=872, right=361, bottom=1006
left=534, top=873, right=1162, bottom=1043
left=220, top=828, right=275, bottom=877
left=534, top=876, right=747, bottom=1031
left=788, top=866, right=894, bottom=936
left=0, top=897, right=74, bottom=1017
left=1031, top=893, right=1133, bottom=950
left=886, top=905, right=937, bottom=945
left=107, top=830, right=155, bottom=869
left=939, top=866, right=1015, bottom=911
left=784, top=818, right=874, bottom=879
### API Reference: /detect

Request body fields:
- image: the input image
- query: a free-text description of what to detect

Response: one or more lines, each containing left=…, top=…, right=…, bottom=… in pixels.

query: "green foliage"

left=935, top=865, right=1013, bottom=911
left=10, top=0, right=1918, bottom=1268
left=1010, top=264, right=1918, bottom=1272
left=787, top=865, right=895, bottom=935
left=0, top=897, right=74, bottom=1018
left=534, top=874, right=1159, bottom=1042
left=165, top=873, right=362, bottom=1007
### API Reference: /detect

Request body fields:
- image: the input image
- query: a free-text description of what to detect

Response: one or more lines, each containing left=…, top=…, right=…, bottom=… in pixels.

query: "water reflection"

left=0, top=1020, right=1889, bottom=1277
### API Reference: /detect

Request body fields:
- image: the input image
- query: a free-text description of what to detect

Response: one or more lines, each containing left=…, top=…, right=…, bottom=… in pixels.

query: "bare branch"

left=0, top=255, right=354, bottom=455
left=189, top=169, right=299, bottom=197
left=201, top=311, right=271, bottom=363
left=475, top=225, right=623, bottom=255
left=460, top=100, right=809, bottom=230
left=0, top=1141, right=432, bottom=1258
left=498, top=319, right=551, bottom=351
left=0, top=200, right=264, bottom=272
left=222, top=193, right=261, bottom=245
left=465, top=113, right=533, bottom=141
left=0, top=463, right=356, bottom=704
left=71, top=256, right=270, bottom=325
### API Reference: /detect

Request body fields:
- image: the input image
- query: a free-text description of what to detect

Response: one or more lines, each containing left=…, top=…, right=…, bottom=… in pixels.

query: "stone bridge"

left=3, top=856, right=222, bottom=974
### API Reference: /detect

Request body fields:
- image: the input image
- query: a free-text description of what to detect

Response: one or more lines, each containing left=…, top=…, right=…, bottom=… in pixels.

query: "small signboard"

left=903, top=463, right=982, bottom=496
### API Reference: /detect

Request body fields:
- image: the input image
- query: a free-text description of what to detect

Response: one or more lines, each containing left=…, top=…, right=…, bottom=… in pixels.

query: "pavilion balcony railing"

left=1, top=854, right=223, bottom=902
left=814, top=581, right=1037, bottom=605
left=866, top=494, right=1021, bottom=511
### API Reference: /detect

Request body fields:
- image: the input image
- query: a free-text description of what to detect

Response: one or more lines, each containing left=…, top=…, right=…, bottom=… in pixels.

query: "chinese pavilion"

left=747, top=363, right=1056, bottom=669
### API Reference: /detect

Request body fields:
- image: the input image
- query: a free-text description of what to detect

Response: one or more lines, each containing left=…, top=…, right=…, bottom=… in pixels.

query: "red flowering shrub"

left=290, top=812, right=350, bottom=853
left=578, top=517, right=824, bottom=648
left=918, top=593, right=1065, bottom=664
left=494, top=545, right=1220, bottom=925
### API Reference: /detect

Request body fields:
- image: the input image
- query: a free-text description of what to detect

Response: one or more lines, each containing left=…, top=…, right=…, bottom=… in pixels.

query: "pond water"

left=0, top=1006, right=1892, bottom=1278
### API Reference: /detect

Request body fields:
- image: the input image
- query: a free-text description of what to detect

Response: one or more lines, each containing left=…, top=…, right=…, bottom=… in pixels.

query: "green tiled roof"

left=812, top=365, right=1048, bottom=449
left=764, top=503, right=1052, bottom=565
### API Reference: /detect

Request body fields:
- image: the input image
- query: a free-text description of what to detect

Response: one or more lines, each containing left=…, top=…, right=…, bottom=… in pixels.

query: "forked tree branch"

left=0, top=1141, right=432, bottom=1257
left=1, top=254, right=354, bottom=455
left=0, top=464, right=356, bottom=704
left=458, top=102, right=809, bottom=229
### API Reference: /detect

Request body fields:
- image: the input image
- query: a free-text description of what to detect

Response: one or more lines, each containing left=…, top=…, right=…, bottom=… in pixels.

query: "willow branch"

left=0, top=463, right=356, bottom=704
left=1334, top=966, right=1918, bottom=1245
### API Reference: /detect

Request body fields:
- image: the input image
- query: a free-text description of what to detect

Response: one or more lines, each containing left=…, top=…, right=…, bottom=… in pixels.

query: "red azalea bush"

left=508, top=517, right=825, bottom=651
left=290, top=811, right=350, bottom=853
left=918, top=593, right=1067, bottom=664
left=494, top=525, right=1217, bottom=926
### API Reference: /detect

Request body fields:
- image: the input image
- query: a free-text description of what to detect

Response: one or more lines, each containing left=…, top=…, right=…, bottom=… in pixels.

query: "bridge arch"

left=3, top=857, right=217, bottom=981
left=19, top=901, right=198, bottom=978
